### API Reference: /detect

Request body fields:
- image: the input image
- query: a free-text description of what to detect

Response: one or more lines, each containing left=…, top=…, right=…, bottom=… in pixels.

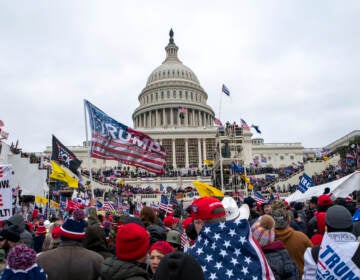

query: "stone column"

left=170, top=108, right=174, bottom=126
left=149, top=110, right=152, bottom=128
left=156, top=109, right=159, bottom=127
left=185, top=138, right=189, bottom=168
left=198, top=138, right=202, bottom=168
left=172, top=139, right=176, bottom=168
left=162, top=109, right=166, bottom=126
left=203, top=139, right=207, bottom=163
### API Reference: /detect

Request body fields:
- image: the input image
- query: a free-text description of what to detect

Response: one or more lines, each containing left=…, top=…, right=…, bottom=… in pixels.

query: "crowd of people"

left=0, top=187, right=359, bottom=279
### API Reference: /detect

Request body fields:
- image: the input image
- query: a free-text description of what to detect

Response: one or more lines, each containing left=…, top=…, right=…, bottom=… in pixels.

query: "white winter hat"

left=222, top=197, right=241, bottom=221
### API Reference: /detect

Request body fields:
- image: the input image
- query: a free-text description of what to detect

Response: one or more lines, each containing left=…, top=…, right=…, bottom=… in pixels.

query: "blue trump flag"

left=298, top=173, right=314, bottom=193
left=251, top=124, right=261, bottom=134
left=232, top=162, right=244, bottom=173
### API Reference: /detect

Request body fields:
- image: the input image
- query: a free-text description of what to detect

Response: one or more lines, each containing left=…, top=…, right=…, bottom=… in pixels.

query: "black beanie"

left=0, top=229, right=20, bottom=243
left=154, top=252, right=204, bottom=280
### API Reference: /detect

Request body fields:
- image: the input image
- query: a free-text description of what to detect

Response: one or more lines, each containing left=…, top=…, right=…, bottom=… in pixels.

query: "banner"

left=193, top=181, right=224, bottom=197
left=0, top=165, right=13, bottom=220
left=85, top=100, right=167, bottom=175
left=297, top=173, right=314, bottom=193
left=35, top=195, right=48, bottom=205
left=52, top=135, right=82, bottom=174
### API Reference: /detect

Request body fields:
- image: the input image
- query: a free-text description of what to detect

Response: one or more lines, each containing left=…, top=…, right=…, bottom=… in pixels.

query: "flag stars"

left=205, top=254, right=213, bottom=263
left=201, top=265, right=207, bottom=273
left=239, top=236, right=246, bottom=244
left=214, top=233, right=221, bottom=241
left=196, top=247, right=204, bottom=255
left=225, top=269, right=234, bottom=278
left=234, top=248, right=241, bottom=257
left=204, top=227, right=211, bottom=234
left=244, top=256, right=252, bottom=264
left=219, top=249, right=227, bottom=258
left=204, top=239, right=209, bottom=246
left=215, top=262, right=223, bottom=270
left=223, top=240, right=231, bottom=248
left=211, top=242, right=217, bottom=250
left=209, top=272, right=217, bottom=280
left=219, top=222, right=226, bottom=229
left=230, top=257, right=239, bottom=266
left=241, top=266, right=249, bottom=275
left=228, top=229, right=236, bottom=237
left=252, top=277, right=258, bottom=280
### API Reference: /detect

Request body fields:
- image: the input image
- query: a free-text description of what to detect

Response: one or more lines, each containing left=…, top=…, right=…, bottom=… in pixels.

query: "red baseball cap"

left=190, top=197, right=226, bottom=220
left=318, top=194, right=332, bottom=207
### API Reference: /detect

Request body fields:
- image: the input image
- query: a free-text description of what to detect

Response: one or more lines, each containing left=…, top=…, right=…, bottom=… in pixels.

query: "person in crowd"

left=140, top=206, right=159, bottom=228
left=0, top=248, right=6, bottom=275
left=187, top=196, right=274, bottom=279
left=251, top=214, right=299, bottom=280
left=3, top=215, right=33, bottom=249
left=163, top=216, right=179, bottom=231
left=153, top=251, right=204, bottom=280
left=0, top=229, right=20, bottom=256
left=83, top=207, right=113, bottom=259
left=244, top=196, right=260, bottom=225
left=272, top=204, right=312, bottom=278
left=352, top=190, right=360, bottom=239
left=148, top=241, right=174, bottom=276
left=41, top=218, right=62, bottom=252
left=305, top=196, right=318, bottom=223
left=303, top=205, right=360, bottom=279
left=1, top=244, right=47, bottom=280
left=37, top=209, right=104, bottom=280
left=33, top=221, right=46, bottom=253
left=101, top=223, right=150, bottom=280
left=261, top=201, right=272, bottom=215
left=166, top=230, right=182, bottom=251
left=307, top=194, right=332, bottom=240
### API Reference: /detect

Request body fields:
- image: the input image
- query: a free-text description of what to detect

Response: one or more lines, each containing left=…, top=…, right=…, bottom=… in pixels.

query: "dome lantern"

left=163, top=28, right=181, bottom=63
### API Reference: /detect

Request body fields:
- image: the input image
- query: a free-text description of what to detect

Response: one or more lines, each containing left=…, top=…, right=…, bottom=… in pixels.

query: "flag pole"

left=83, top=100, right=94, bottom=198
left=218, top=86, right=223, bottom=121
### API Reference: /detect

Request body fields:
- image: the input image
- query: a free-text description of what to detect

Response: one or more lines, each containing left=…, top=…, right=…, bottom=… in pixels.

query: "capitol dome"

left=133, top=29, right=215, bottom=131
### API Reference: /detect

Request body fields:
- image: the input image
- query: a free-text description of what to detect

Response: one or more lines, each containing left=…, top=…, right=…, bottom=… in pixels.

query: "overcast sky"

left=1, top=1, right=359, bottom=153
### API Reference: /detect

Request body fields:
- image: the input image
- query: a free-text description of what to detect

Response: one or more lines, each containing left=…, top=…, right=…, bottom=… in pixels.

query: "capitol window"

left=167, top=91, right=170, bottom=98
left=280, top=155, right=284, bottom=160
left=191, top=92, right=193, bottom=100
left=179, top=91, right=182, bottom=98
left=161, top=92, right=164, bottom=99
left=290, top=155, right=294, bottom=160
left=173, top=91, right=176, bottom=98
left=185, top=91, right=188, bottom=99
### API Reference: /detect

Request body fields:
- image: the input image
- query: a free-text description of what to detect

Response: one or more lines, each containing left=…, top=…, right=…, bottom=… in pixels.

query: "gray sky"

left=1, top=1, right=359, bottom=152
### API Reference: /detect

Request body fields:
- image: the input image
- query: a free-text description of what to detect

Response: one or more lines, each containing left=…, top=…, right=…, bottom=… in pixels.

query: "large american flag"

left=101, top=201, right=115, bottom=212
left=159, top=194, right=173, bottom=213
left=85, top=100, right=167, bottom=175
left=187, top=220, right=274, bottom=280
left=240, top=118, right=250, bottom=131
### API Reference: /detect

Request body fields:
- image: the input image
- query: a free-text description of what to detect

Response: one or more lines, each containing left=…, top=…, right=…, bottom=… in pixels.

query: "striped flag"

left=102, top=201, right=115, bottom=212
left=214, top=117, right=223, bottom=127
left=222, top=84, right=230, bottom=96
left=180, top=232, right=188, bottom=249
left=150, top=201, right=159, bottom=209
left=159, top=194, right=173, bottom=213
left=85, top=100, right=167, bottom=175
left=240, top=119, right=250, bottom=131
left=253, top=191, right=266, bottom=204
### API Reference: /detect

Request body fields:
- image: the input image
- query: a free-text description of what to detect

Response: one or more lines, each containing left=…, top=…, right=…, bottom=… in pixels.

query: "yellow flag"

left=50, top=200, right=60, bottom=209
left=323, top=156, right=329, bottom=161
left=35, top=195, right=48, bottom=205
left=118, top=179, right=125, bottom=185
left=50, top=160, right=79, bottom=188
left=248, top=184, right=253, bottom=190
left=203, top=160, right=214, bottom=166
left=193, top=181, right=224, bottom=197
left=240, top=174, right=250, bottom=184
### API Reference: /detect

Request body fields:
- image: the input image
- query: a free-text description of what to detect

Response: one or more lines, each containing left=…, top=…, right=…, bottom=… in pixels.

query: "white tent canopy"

left=286, top=171, right=360, bottom=203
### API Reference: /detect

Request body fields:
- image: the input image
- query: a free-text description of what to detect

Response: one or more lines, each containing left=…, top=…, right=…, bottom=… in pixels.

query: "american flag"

left=85, top=100, right=167, bottom=175
left=178, top=106, right=187, bottom=114
left=214, top=118, right=223, bottom=127
left=102, top=201, right=115, bottom=212
left=222, top=84, right=230, bottom=96
left=159, top=194, right=173, bottom=213
left=180, top=232, right=188, bottom=249
left=150, top=201, right=159, bottom=209
left=117, top=202, right=129, bottom=212
left=187, top=220, right=274, bottom=280
left=253, top=191, right=266, bottom=204
left=240, top=118, right=250, bottom=131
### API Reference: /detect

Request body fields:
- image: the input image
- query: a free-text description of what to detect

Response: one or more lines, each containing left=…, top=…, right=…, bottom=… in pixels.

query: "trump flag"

left=85, top=100, right=167, bottom=175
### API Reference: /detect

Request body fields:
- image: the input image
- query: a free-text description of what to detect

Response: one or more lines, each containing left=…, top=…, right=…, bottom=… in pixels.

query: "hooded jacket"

left=6, top=215, right=34, bottom=249
left=275, top=226, right=312, bottom=277
left=101, top=257, right=149, bottom=280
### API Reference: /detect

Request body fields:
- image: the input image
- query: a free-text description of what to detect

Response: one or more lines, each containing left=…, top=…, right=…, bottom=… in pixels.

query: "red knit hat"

left=116, top=223, right=149, bottom=261
left=318, top=194, right=332, bottom=207
left=149, top=241, right=174, bottom=255
left=163, top=216, right=179, bottom=227
left=311, top=233, right=323, bottom=246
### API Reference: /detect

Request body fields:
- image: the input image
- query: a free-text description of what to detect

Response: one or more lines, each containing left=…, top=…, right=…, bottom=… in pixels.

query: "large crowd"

left=0, top=188, right=359, bottom=279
